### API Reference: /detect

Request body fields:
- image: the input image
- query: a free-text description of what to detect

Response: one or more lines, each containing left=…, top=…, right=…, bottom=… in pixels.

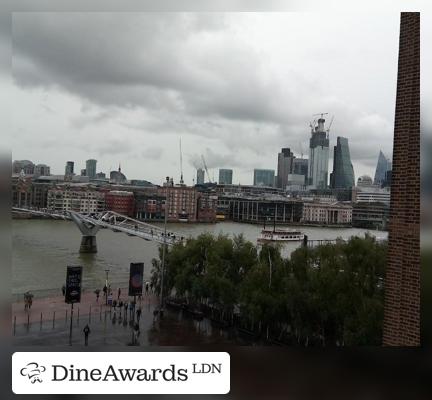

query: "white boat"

left=257, top=228, right=304, bottom=243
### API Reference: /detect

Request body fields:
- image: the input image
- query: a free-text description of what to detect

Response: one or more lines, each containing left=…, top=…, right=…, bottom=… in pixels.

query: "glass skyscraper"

left=276, top=148, right=294, bottom=189
left=253, top=169, right=275, bottom=187
left=219, top=169, right=233, bottom=185
left=330, top=136, right=355, bottom=189
left=373, top=150, right=392, bottom=186
left=86, top=159, right=97, bottom=179
left=308, top=117, right=329, bottom=189
left=196, top=168, right=205, bottom=185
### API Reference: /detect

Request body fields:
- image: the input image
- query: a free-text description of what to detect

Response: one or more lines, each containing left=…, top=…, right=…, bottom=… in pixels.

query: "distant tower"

left=374, top=150, right=392, bottom=186
left=330, top=137, right=355, bottom=189
left=276, top=148, right=294, bottom=189
left=383, top=12, right=420, bottom=346
left=218, top=169, right=233, bottom=185
left=196, top=168, right=205, bottom=185
left=307, top=115, right=329, bottom=188
left=86, top=159, right=97, bottom=179
left=65, top=161, right=74, bottom=176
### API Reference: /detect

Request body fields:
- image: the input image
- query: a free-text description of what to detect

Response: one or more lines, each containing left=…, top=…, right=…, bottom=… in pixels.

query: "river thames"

left=13, top=219, right=387, bottom=299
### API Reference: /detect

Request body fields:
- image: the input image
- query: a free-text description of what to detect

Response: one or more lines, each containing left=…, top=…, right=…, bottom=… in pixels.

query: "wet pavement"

left=12, top=290, right=247, bottom=346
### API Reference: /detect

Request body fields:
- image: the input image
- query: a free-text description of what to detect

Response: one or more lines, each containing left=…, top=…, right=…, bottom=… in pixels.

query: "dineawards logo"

left=20, top=362, right=47, bottom=383
left=12, top=352, right=230, bottom=394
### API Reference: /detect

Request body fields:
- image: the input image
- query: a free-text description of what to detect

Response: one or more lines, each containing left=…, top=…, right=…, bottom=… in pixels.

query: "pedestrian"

left=136, top=307, right=142, bottom=323
left=145, top=282, right=149, bottom=295
left=61, top=284, right=66, bottom=296
left=103, top=284, right=107, bottom=300
left=117, top=287, right=121, bottom=300
left=83, top=324, right=91, bottom=346
left=129, top=301, right=135, bottom=320
left=124, top=301, right=128, bottom=319
left=94, top=288, right=100, bottom=303
left=150, top=282, right=154, bottom=293
left=133, top=322, right=140, bottom=345
left=118, top=300, right=123, bottom=317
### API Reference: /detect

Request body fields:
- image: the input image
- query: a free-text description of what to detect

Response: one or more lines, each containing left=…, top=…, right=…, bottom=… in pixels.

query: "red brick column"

left=383, top=12, right=420, bottom=346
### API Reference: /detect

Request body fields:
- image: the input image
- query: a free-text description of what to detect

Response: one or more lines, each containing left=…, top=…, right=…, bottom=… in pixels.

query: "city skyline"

left=8, top=13, right=403, bottom=184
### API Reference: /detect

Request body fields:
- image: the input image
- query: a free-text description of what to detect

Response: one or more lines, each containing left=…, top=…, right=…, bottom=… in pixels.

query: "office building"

left=47, top=187, right=105, bottom=213
left=373, top=150, right=392, bottom=186
left=330, top=137, right=355, bottom=189
left=65, top=161, right=74, bottom=176
left=253, top=169, right=275, bottom=187
left=302, top=201, right=352, bottom=225
left=276, top=148, right=294, bottom=189
left=34, top=164, right=50, bottom=177
left=86, top=159, right=97, bottom=179
left=308, top=116, right=330, bottom=188
left=13, top=160, right=35, bottom=175
left=105, top=190, right=135, bottom=217
left=196, top=168, right=205, bottom=185
left=219, top=169, right=233, bottom=185
left=293, top=157, right=308, bottom=181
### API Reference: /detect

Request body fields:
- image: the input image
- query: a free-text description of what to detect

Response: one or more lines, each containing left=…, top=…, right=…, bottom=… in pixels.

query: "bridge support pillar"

left=80, top=235, right=97, bottom=253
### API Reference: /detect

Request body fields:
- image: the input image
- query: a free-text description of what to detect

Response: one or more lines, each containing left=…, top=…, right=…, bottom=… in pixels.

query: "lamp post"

left=104, top=269, right=110, bottom=306
left=159, top=176, right=169, bottom=316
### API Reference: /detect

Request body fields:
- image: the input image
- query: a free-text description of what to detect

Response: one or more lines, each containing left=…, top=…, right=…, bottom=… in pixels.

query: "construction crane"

left=179, top=138, right=184, bottom=185
left=201, top=154, right=212, bottom=183
left=312, top=112, right=329, bottom=118
left=326, top=115, right=334, bottom=134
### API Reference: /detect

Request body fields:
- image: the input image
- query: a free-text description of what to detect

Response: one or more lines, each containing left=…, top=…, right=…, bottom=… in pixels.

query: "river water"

left=13, top=219, right=387, bottom=299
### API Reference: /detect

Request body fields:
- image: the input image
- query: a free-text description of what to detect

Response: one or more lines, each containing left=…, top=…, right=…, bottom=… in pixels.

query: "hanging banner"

left=128, top=262, right=144, bottom=296
left=65, top=266, right=83, bottom=304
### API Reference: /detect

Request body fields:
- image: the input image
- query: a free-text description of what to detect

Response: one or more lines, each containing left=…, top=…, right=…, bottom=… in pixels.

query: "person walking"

left=124, top=301, right=128, bottom=320
left=129, top=302, right=134, bottom=320
left=94, top=289, right=100, bottom=303
left=136, top=307, right=142, bottom=323
left=83, top=324, right=91, bottom=346
left=61, top=284, right=66, bottom=296
left=145, top=282, right=149, bottom=296
left=117, top=287, right=121, bottom=300
left=133, top=322, right=140, bottom=345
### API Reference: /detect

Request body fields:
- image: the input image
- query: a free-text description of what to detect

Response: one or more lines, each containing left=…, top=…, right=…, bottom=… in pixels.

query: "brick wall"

left=383, top=12, right=420, bottom=346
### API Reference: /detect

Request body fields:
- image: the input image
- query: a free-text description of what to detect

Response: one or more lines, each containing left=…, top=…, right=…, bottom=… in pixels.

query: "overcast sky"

left=5, top=11, right=429, bottom=185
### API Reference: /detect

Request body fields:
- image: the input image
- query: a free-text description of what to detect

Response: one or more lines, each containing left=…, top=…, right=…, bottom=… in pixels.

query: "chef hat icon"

left=20, top=362, right=46, bottom=383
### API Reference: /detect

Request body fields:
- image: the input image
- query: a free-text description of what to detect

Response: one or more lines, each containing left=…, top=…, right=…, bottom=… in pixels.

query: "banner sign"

left=65, top=266, right=83, bottom=304
left=128, top=262, right=144, bottom=296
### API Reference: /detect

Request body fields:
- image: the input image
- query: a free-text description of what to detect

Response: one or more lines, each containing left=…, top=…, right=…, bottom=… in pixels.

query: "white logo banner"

left=12, top=352, right=230, bottom=394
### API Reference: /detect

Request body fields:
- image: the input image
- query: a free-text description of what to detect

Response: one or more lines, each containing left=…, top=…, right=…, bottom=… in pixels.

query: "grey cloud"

left=142, top=147, right=163, bottom=160
left=9, top=12, right=406, bottom=181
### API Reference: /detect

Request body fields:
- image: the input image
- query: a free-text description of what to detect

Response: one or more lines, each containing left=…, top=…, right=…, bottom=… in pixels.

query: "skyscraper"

left=308, top=116, right=329, bottom=188
left=219, top=169, right=233, bottom=185
left=65, top=161, right=74, bottom=176
left=196, top=168, right=205, bottom=185
left=373, top=150, right=392, bottom=186
left=293, top=157, right=308, bottom=183
left=276, top=148, right=294, bottom=189
left=330, top=136, right=355, bottom=189
left=86, top=159, right=97, bottom=179
left=253, top=169, right=275, bottom=187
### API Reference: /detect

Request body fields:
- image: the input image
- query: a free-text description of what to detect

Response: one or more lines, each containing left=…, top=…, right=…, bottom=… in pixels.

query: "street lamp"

left=104, top=269, right=110, bottom=305
left=159, top=176, right=169, bottom=317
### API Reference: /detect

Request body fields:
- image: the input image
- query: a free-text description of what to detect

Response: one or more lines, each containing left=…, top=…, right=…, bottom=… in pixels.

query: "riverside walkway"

left=12, top=289, right=236, bottom=346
